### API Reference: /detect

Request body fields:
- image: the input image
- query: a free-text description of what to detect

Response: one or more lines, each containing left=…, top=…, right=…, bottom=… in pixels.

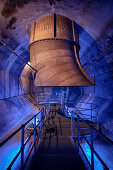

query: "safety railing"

left=74, top=106, right=98, bottom=123
left=60, top=99, right=99, bottom=123
left=71, top=112, right=112, bottom=170
left=0, top=108, right=45, bottom=170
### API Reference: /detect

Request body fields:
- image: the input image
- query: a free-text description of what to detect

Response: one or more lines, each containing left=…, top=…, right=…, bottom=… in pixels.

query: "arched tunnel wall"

left=0, top=0, right=113, bottom=142
left=71, top=85, right=113, bottom=140
left=0, top=95, right=35, bottom=140
left=0, top=68, right=35, bottom=140
left=0, top=70, right=32, bottom=99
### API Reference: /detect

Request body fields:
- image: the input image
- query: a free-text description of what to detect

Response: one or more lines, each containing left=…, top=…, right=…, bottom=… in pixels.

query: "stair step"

left=29, top=135, right=86, bottom=170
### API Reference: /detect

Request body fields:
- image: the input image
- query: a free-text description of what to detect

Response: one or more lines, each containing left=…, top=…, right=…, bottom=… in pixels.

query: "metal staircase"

left=0, top=103, right=113, bottom=169
left=28, top=105, right=86, bottom=170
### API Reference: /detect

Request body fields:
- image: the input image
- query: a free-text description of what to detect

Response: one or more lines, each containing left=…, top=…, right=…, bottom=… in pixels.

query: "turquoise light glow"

left=81, top=142, right=103, bottom=170
left=30, top=117, right=39, bottom=125
left=0, top=143, right=21, bottom=170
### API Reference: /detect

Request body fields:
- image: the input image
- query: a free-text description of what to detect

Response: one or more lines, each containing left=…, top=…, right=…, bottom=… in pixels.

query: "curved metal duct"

left=29, top=14, right=94, bottom=86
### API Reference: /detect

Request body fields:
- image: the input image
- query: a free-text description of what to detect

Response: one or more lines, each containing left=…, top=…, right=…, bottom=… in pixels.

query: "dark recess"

left=1, top=32, right=8, bottom=39
left=6, top=17, right=17, bottom=29
left=1, top=2, right=17, bottom=18
left=1, top=0, right=36, bottom=18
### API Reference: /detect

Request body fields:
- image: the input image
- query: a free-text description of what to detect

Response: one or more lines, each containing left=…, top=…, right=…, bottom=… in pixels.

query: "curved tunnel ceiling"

left=0, top=0, right=113, bottom=75
left=0, top=0, right=113, bottom=126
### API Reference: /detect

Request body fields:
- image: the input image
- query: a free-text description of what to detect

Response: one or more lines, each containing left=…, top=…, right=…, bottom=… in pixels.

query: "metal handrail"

left=75, top=108, right=96, bottom=111
left=0, top=108, right=45, bottom=170
left=61, top=98, right=98, bottom=108
left=71, top=107, right=98, bottom=119
left=0, top=109, right=43, bottom=147
left=77, top=123, right=109, bottom=170
left=60, top=97, right=99, bottom=121
left=75, top=106, right=98, bottom=110
left=7, top=123, right=42, bottom=169
left=71, top=113, right=111, bottom=170
left=77, top=110, right=98, bottom=118
left=23, top=133, right=40, bottom=168
left=0, top=40, right=38, bottom=73
left=63, top=103, right=98, bottom=122
left=77, top=114, right=113, bottom=145
left=75, top=101, right=98, bottom=109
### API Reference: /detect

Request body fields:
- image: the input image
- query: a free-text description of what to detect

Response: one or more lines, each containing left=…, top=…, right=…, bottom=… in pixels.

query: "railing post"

left=21, top=124, right=25, bottom=169
left=90, top=126, right=94, bottom=170
left=71, top=112, right=73, bottom=138
left=97, top=115, right=99, bottom=130
left=39, top=111, right=42, bottom=140
left=42, top=108, right=44, bottom=132
left=45, top=105, right=46, bottom=115
left=34, top=115, right=36, bottom=155
left=77, top=115, right=80, bottom=153
left=91, top=103, right=92, bottom=122
left=44, top=105, right=46, bottom=121
left=67, top=106, right=68, bottom=116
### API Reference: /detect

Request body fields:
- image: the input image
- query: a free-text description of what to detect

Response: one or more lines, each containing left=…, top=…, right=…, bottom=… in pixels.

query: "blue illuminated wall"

left=0, top=68, right=34, bottom=140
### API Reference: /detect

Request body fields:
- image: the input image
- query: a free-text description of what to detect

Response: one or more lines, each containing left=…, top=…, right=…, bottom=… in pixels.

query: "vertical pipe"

left=34, top=115, right=36, bottom=155
left=90, top=126, right=94, bottom=170
left=77, top=115, right=80, bottom=153
left=21, top=124, right=25, bottom=169
left=71, top=112, right=73, bottom=138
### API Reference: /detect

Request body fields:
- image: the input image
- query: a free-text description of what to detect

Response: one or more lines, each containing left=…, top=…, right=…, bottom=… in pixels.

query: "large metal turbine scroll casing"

left=29, top=14, right=94, bottom=86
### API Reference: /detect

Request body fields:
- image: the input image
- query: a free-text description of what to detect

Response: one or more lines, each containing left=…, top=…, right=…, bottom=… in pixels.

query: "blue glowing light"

left=0, top=143, right=21, bottom=170
left=68, top=111, right=71, bottom=116
left=30, top=117, right=39, bottom=125
left=81, top=142, right=103, bottom=170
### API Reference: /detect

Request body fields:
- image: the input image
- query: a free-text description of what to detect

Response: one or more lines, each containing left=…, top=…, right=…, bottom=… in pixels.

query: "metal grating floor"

left=29, top=132, right=86, bottom=170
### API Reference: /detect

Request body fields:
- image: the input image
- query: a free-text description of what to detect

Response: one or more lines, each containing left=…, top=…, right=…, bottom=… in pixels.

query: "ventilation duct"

left=29, top=14, right=94, bottom=86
